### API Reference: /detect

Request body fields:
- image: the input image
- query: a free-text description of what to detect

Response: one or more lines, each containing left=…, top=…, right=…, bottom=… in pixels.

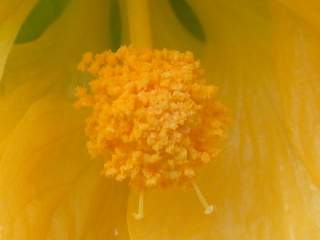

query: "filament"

left=192, top=181, right=214, bottom=215
left=133, top=191, right=144, bottom=220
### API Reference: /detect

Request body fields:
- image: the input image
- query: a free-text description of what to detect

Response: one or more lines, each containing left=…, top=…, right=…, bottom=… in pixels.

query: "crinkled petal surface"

left=128, top=0, right=320, bottom=239
left=0, top=95, right=128, bottom=239
left=0, top=0, right=129, bottom=239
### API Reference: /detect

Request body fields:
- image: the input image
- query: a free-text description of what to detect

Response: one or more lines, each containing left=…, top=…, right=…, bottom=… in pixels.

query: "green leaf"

left=169, top=0, right=206, bottom=42
left=15, top=0, right=71, bottom=44
left=109, top=0, right=122, bottom=51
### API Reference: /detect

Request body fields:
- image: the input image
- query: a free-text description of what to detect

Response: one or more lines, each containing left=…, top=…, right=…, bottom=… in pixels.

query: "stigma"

left=75, top=46, right=228, bottom=218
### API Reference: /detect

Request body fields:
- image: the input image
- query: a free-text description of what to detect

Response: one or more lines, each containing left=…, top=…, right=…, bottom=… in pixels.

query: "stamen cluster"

left=75, top=46, right=228, bottom=188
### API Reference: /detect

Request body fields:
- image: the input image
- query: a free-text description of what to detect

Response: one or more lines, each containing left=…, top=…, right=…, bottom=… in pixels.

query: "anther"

left=133, top=191, right=144, bottom=220
left=192, top=181, right=214, bottom=215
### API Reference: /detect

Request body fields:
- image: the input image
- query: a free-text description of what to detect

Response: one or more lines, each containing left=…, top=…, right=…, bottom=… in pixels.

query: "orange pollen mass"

left=75, top=46, right=229, bottom=189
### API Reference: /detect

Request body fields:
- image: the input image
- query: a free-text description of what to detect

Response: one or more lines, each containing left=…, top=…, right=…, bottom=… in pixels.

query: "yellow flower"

left=1, top=0, right=320, bottom=239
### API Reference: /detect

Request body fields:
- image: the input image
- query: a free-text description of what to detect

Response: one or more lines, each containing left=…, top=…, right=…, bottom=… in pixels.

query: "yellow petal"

left=0, top=0, right=37, bottom=82
left=148, top=0, right=203, bottom=53
left=272, top=1, right=320, bottom=195
left=2, top=0, right=109, bottom=93
left=0, top=0, right=130, bottom=238
left=128, top=1, right=320, bottom=239
left=0, top=95, right=129, bottom=239
left=277, top=0, right=320, bottom=31
left=0, top=0, right=109, bottom=148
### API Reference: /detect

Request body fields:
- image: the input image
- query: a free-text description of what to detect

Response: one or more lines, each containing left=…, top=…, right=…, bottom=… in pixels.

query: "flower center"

left=75, top=46, right=228, bottom=218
